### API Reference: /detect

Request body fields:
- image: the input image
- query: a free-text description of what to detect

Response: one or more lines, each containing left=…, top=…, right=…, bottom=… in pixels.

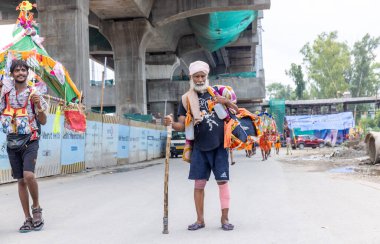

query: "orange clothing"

left=245, top=143, right=253, bottom=151
left=259, top=136, right=269, bottom=152
left=275, top=142, right=281, bottom=149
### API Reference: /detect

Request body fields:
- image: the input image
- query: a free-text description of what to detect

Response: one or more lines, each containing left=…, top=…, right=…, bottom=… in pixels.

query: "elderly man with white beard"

left=164, top=61, right=238, bottom=231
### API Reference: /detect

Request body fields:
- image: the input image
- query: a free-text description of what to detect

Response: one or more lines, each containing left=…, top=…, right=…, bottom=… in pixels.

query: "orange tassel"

left=185, top=96, right=192, bottom=127
left=185, top=114, right=192, bottom=127
left=207, top=100, right=215, bottom=113
left=224, top=119, right=234, bottom=148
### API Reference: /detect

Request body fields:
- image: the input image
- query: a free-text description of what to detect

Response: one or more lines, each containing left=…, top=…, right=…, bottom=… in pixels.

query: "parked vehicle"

left=292, top=135, right=325, bottom=149
left=170, top=131, right=186, bottom=158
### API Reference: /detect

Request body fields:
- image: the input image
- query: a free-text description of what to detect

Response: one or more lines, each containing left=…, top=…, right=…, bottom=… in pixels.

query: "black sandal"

left=19, top=217, right=34, bottom=233
left=31, top=206, right=44, bottom=231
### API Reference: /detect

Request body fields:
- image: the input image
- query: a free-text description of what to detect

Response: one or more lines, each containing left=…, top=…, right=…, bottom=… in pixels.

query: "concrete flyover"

left=148, top=77, right=265, bottom=117
left=0, top=0, right=271, bottom=117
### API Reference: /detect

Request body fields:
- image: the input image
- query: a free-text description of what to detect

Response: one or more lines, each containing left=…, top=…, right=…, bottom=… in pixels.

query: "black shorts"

left=7, top=140, right=39, bottom=179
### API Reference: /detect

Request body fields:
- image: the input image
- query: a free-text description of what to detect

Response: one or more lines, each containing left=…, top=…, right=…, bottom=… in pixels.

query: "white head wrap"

left=189, top=61, right=210, bottom=76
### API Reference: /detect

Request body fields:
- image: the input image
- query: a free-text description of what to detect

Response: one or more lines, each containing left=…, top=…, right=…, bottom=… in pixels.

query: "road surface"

left=1, top=149, right=380, bottom=244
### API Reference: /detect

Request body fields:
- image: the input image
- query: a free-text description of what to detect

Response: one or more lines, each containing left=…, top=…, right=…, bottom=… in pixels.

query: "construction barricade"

left=0, top=109, right=166, bottom=184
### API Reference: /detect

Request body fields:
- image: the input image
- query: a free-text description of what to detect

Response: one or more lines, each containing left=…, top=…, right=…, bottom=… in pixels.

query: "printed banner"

left=37, top=114, right=62, bottom=176
left=84, top=120, right=103, bottom=168
left=101, top=123, right=118, bottom=166
left=118, top=125, right=130, bottom=159
left=128, top=126, right=140, bottom=163
left=147, top=129, right=155, bottom=160
left=139, top=128, right=148, bottom=161
left=0, top=129, right=9, bottom=170
left=60, top=129, right=85, bottom=165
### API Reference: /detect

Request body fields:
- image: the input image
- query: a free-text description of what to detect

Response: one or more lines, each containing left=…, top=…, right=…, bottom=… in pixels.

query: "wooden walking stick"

left=162, top=124, right=172, bottom=234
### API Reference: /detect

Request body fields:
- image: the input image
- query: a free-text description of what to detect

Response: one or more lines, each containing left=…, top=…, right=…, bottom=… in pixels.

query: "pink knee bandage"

left=218, top=182, right=230, bottom=209
left=194, top=179, right=207, bottom=189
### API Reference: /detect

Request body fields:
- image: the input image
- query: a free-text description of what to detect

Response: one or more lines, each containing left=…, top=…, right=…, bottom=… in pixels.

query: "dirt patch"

left=278, top=144, right=380, bottom=183
left=330, top=142, right=367, bottom=158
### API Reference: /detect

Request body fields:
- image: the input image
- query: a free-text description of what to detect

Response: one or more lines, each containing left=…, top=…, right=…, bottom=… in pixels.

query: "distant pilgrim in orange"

left=259, top=132, right=270, bottom=161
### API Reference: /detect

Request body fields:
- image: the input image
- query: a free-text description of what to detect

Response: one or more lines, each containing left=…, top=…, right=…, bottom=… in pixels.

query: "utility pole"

left=100, top=57, right=107, bottom=115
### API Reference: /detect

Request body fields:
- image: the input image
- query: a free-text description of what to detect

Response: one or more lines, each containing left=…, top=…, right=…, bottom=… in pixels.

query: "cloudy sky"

left=262, top=0, right=380, bottom=86
left=1, top=0, right=380, bottom=87
left=0, top=24, right=13, bottom=47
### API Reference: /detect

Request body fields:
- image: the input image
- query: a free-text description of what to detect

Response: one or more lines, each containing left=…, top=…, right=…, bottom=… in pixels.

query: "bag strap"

left=181, top=90, right=201, bottom=124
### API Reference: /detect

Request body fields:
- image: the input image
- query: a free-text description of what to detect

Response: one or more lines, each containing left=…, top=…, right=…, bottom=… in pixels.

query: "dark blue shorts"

left=189, top=143, right=229, bottom=181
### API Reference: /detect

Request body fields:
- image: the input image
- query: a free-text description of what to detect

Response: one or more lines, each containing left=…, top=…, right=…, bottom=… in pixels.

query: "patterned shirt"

left=0, top=86, right=48, bottom=134
left=178, top=91, right=224, bottom=151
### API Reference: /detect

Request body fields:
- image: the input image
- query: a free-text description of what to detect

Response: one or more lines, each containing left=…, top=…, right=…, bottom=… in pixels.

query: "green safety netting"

left=90, top=79, right=114, bottom=86
left=210, top=71, right=256, bottom=80
left=124, top=114, right=153, bottom=123
left=189, top=10, right=257, bottom=52
left=269, top=99, right=285, bottom=134
left=91, top=106, right=116, bottom=114
left=172, top=71, right=256, bottom=81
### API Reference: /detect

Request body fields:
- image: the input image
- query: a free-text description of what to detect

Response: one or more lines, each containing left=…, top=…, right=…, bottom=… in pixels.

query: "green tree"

left=346, top=34, right=380, bottom=121
left=266, top=82, right=295, bottom=100
left=301, top=31, right=351, bottom=98
left=285, top=63, right=306, bottom=99
left=348, top=34, right=380, bottom=97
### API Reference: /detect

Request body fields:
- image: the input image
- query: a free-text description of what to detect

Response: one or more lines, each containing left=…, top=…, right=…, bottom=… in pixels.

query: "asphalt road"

left=1, top=149, right=380, bottom=244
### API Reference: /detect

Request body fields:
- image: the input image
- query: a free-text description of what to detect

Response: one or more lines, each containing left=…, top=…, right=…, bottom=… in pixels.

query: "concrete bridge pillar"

left=146, top=53, right=180, bottom=117
left=37, top=0, right=90, bottom=100
left=100, top=19, right=152, bottom=116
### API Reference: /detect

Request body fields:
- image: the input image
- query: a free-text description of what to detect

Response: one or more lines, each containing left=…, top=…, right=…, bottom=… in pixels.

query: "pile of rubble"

left=331, top=141, right=367, bottom=158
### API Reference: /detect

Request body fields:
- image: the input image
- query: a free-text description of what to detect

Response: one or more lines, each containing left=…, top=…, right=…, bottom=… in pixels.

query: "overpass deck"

left=260, top=96, right=380, bottom=115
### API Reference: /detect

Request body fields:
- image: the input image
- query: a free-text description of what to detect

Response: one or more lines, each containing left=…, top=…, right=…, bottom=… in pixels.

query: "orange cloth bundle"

left=64, top=107, right=86, bottom=133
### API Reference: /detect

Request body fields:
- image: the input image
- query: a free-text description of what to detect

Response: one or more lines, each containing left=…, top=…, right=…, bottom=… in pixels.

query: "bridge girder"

left=151, top=0, right=271, bottom=27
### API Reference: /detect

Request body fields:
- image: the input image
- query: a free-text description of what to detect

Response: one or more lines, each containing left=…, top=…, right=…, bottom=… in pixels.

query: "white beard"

left=190, top=79, right=209, bottom=93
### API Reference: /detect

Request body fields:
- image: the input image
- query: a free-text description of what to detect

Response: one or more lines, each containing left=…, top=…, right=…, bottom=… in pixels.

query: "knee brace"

left=194, top=179, right=207, bottom=189
left=218, top=182, right=230, bottom=209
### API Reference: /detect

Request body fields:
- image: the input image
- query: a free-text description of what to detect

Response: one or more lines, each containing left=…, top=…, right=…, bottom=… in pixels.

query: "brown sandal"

left=19, top=217, right=34, bottom=233
left=31, top=206, right=44, bottom=231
